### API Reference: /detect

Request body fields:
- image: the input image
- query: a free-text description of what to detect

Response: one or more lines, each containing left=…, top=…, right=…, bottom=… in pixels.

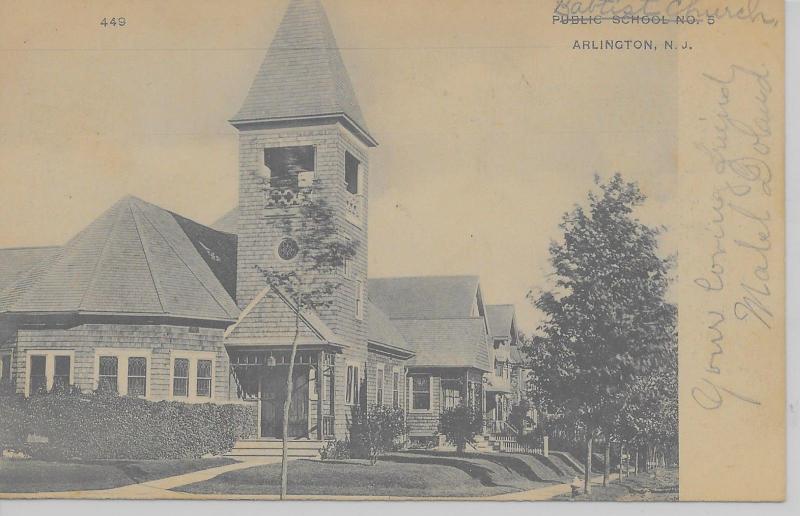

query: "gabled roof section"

left=486, top=304, right=517, bottom=342
left=231, top=0, right=376, bottom=146
left=224, top=285, right=339, bottom=348
left=0, top=246, right=61, bottom=292
left=368, top=275, right=483, bottom=320
left=172, top=212, right=238, bottom=300
left=211, top=207, right=239, bottom=235
left=0, top=196, right=239, bottom=322
left=391, top=318, right=490, bottom=372
left=367, top=300, right=413, bottom=355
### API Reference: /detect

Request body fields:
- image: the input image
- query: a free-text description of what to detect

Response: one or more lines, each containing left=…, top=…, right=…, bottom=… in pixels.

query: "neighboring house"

left=0, top=0, right=526, bottom=449
left=488, top=304, right=537, bottom=432
left=485, top=304, right=517, bottom=433
left=369, top=276, right=491, bottom=446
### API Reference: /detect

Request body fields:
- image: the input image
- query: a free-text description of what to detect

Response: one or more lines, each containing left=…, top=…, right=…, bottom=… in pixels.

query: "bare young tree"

left=258, top=191, right=358, bottom=499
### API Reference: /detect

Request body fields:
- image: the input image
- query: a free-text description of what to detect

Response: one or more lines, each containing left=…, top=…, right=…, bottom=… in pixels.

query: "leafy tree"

left=526, top=174, right=675, bottom=493
left=258, top=192, right=358, bottom=499
left=438, top=405, right=483, bottom=454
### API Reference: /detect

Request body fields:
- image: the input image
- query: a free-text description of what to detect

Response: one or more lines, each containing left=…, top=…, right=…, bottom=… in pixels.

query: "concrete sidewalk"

left=1, top=460, right=607, bottom=501
left=1, top=457, right=280, bottom=500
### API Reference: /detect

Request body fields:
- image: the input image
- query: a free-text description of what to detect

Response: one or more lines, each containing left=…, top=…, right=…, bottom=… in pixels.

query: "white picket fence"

left=491, top=434, right=543, bottom=455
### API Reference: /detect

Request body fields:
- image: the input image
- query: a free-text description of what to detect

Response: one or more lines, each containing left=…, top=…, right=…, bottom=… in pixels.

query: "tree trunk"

left=619, top=443, right=624, bottom=481
left=634, top=449, right=639, bottom=475
left=280, top=295, right=303, bottom=500
left=602, top=441, right=610, bottom=486
left=584, top=436, right=593, bottom=494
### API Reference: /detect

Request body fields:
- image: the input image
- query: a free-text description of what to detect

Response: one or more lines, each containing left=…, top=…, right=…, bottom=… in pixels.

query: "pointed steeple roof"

left=231, top=0, right=376, bottom=146
left=0, top=197, right=240, bottom=322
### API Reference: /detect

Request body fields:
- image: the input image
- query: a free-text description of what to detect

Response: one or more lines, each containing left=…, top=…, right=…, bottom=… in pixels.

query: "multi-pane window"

left=376, top=366, right=384, bottom=406
left=173, top=358, right=190, bottom=397
left=392, top=370, right=400, bottom=408
left=29, top=355, right=47, bottom=394
left=98, top=356, right=119, bottom=394
left=53, top=356, right=71, bottom=392
left=127, top=357, right=147, bottom=397
left=495, top=359, right=503, bottom=378
left=411, top=376, right=431, bottom=411
left=345, top=364, right=359, bottom=405
left=196, top=360, right=212, bottom=398
left=442, top=380, right=462, bottom=410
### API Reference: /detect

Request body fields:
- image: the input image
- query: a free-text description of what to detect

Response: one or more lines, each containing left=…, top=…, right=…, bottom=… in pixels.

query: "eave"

left=229, top=113, right=378, bottom=148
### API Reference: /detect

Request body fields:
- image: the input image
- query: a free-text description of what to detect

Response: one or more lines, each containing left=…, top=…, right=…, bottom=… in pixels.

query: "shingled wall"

left=6, top=323, right=231, bottom=401
left=235, top=122, right=370, bottom=438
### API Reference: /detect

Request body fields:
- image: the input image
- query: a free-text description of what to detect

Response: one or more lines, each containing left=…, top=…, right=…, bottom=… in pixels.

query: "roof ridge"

left=136, top=202, right=234, bottom=318
left=77, top=202, right=123, bottom=311
left=129, top=202, right=167, bottom=314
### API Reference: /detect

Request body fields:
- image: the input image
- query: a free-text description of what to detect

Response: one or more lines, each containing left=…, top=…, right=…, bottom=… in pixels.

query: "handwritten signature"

left=553, top=0, right=779, bottom=26
left=691, top=63, right=773, bottom=410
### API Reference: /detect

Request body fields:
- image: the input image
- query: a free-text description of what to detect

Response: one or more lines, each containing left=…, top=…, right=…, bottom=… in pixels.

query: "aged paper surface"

left=0, top=0, right=785, bottom=503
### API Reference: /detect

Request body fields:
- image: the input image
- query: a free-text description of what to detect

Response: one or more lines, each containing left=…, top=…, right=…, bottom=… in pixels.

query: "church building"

left=0, top=0, right=526, bottom=450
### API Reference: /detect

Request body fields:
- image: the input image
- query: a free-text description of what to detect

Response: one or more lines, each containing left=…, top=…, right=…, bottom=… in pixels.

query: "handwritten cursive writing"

left=554, top=0, right=779, bottom=26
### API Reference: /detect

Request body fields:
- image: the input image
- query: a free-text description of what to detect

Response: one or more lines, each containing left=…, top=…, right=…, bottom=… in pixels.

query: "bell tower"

left=231, top=0, right=377, bottom=353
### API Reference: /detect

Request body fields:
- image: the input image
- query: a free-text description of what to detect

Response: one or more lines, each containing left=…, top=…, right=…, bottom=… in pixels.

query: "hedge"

left=0, top=391, right=256, bottom=460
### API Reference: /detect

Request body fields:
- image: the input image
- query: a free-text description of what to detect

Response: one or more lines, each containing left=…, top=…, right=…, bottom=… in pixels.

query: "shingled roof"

left=224, top=285, right=339, bottom=348
left=391, top=318, right=490, bottom=371
left=231, top=0, right=376, bottom=146
left=0, top=246, right=61, bottom=292
left=367, top=300, right=413, bottom=355
left=368, top=276, right=483, bottom=320
left=486, top=304, right=517, bottom=341
left=0, top=196, right=239, bottom=322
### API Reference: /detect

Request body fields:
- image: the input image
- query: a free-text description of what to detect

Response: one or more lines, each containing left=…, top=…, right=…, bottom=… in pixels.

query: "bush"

left=0, top=391, right=256, bottom=460
left=438, top=405, right=482, bottom=454
left=348, top=404, right=406, bottom=464
left=508, top=400, right=534, bottom=435
left=517, top=430, right=542, bottom=450
left=319, top=439, right=351, bottom=461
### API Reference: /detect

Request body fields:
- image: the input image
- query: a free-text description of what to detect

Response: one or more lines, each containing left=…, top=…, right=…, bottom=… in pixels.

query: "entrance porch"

left=229, top=349, right=336, bottom=441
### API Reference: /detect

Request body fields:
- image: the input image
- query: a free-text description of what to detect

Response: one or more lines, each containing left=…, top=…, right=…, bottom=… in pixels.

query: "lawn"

left=175, top=451, right=566, bottom=498
left=0, top=457, right=236, bottom=493
left=553, top=468, right=679, bottom=502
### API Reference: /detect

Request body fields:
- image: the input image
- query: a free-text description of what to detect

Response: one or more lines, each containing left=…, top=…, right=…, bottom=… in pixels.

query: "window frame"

left=392, top=367, right=401, bottom=408
left=409, top=374, right=432, bottom=413
left=196, top=359, right=213, bottom=398
left=94, top=348, right=151, bottom=398
left=169, top=351, right=216, bottom=401
left=345, top=362, right=360, bottom=406
left=344, top=151, right=361, bottom=195
left=25, top=350, right=75, bottom=397
left=262, top=144, right=317, bottom=190
left=375, top=364, right=384, bottom=406
left=126, top=356, right=148, bottom=398
left=441, top=379, right=463, bottom=410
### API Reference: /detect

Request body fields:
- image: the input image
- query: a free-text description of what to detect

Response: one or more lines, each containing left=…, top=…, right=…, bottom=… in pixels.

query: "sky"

left=0, top=0, right=678, bottom=332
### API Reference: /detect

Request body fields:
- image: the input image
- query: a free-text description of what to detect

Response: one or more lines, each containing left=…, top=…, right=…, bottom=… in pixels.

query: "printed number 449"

left=100, top=17, right=126, bottom=27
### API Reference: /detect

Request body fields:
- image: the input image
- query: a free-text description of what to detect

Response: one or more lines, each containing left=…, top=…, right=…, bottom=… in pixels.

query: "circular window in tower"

left=277, top=238, right=300, bottom=261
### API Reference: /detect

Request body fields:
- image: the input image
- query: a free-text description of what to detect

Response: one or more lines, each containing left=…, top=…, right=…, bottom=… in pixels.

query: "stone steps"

left=226, top=439, right=324, bottom=458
